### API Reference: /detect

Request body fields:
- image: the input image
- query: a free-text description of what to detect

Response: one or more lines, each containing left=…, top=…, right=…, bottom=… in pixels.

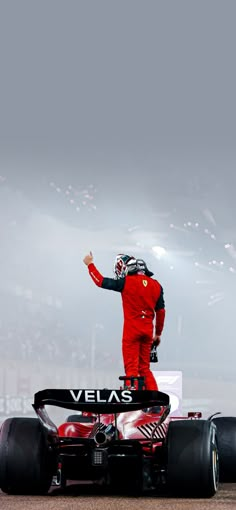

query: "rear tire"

left=212, top=417, right=236, bottom=482
left=0, top=417, right=56, bottom=494
left=166, top=420, right=219, bottom=497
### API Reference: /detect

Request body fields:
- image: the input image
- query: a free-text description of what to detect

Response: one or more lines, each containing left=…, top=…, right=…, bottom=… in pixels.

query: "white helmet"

left=114, top=254, right=136, bottom=279
left=114, top=254, right=154, bottom=279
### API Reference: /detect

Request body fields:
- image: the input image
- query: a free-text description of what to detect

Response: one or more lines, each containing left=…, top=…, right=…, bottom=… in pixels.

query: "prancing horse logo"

left=142, top=280, right=148, bottom=287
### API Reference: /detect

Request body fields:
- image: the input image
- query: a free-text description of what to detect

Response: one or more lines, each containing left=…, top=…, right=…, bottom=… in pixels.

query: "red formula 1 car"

left=0, top=376, right=234, bottom=498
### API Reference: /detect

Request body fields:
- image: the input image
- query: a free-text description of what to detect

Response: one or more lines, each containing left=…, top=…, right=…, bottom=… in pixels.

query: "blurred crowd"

left=0, top=293, right=121, bottom=370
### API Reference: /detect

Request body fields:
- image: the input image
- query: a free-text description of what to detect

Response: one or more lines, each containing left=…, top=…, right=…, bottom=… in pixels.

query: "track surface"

left=0, top=484, right=236, bottom=510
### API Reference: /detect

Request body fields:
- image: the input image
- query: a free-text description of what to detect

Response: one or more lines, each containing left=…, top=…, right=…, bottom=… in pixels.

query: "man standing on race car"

left=83, top=251, right=165, bottom=391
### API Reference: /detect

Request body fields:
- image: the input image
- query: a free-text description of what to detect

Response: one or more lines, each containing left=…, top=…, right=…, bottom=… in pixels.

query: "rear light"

left=92, top=448, right=108, bottom=467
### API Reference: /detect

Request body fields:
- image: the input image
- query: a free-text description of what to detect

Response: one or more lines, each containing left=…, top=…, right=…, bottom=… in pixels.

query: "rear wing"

left=33, top=388, right=170, bottom=414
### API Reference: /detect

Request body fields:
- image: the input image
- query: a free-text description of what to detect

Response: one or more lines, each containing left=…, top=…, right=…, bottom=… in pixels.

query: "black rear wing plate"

left=33, top=388, right=170, bottom=414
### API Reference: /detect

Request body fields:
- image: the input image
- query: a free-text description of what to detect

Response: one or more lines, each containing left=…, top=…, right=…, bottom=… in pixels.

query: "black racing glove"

left=150, top=340, right=159, bottom=363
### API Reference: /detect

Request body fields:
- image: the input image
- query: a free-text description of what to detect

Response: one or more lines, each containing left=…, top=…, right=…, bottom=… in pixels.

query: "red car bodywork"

left=58, top=407, right=200, bottom=445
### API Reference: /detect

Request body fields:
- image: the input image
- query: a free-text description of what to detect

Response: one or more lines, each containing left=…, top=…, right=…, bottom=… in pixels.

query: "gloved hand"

left=153, top=334, right=161, bottom=345
left=150, top=340, right=159, bottom=363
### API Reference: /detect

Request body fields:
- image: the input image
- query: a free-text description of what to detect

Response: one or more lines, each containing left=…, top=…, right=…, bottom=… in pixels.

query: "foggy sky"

left=1, top=0, right=236, bottom=416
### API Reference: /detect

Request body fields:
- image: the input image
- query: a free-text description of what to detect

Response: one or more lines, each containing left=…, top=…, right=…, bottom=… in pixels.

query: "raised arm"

left=83, top=252, right=125, bottom=292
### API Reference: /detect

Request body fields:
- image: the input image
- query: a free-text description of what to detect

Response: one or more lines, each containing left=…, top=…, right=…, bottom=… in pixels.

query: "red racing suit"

left=87, top=263, right=165, bottom=391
